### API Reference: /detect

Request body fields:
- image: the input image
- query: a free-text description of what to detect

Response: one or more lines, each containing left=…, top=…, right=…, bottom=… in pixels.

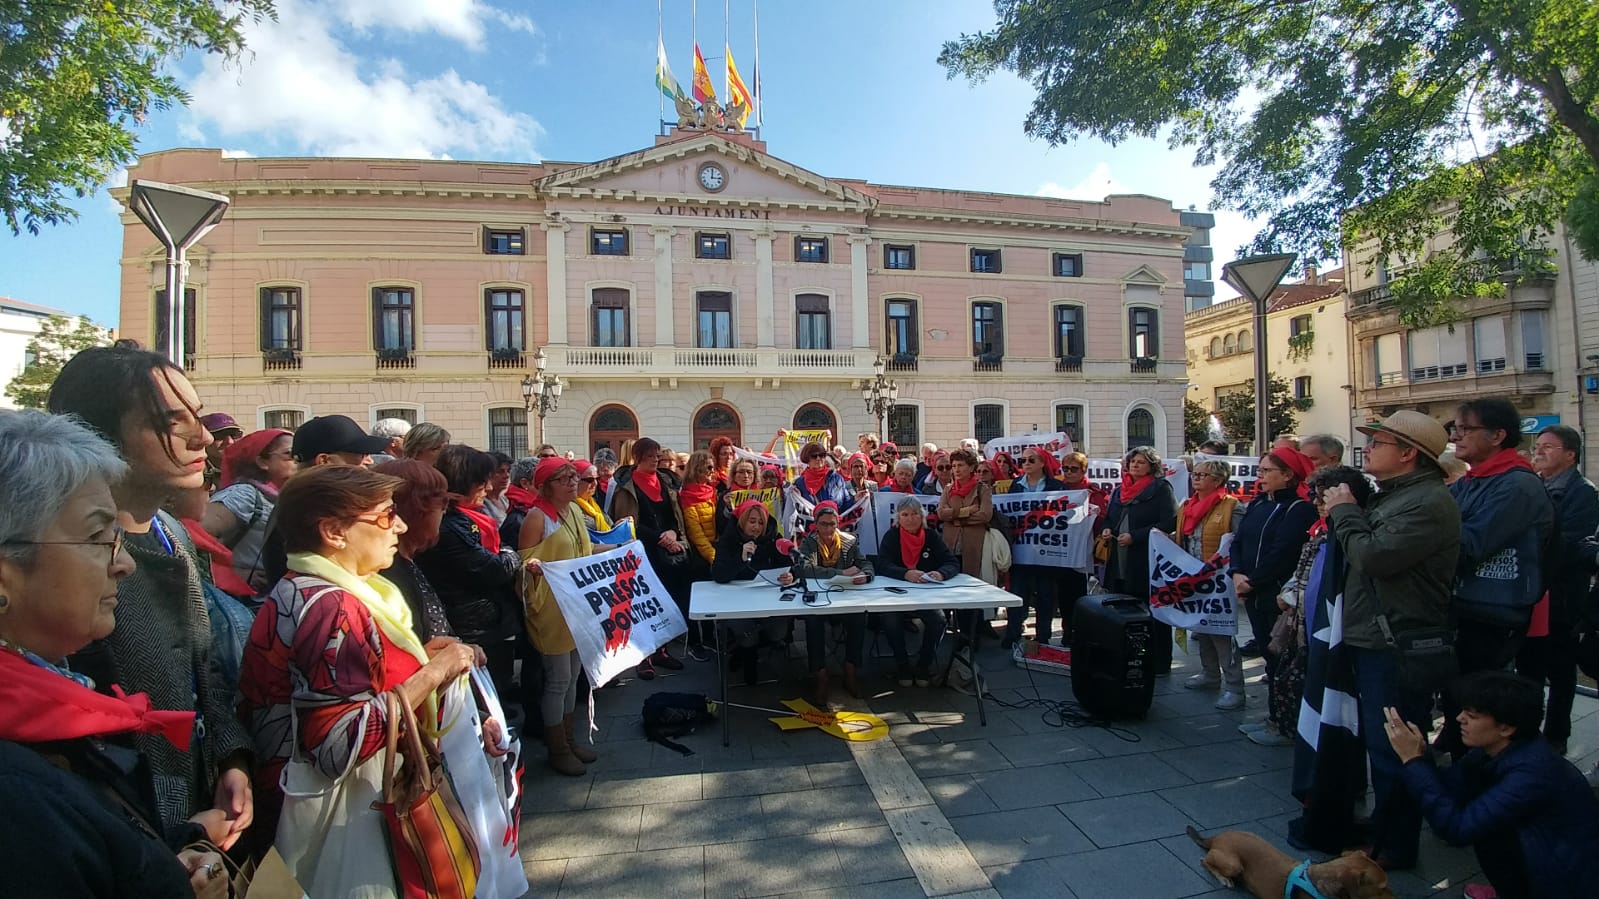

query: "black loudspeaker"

left=1071, top=592, right=1156, bottom=719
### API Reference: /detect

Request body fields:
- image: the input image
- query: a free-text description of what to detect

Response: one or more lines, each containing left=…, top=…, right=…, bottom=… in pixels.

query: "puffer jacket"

left=682, top=495, right=718, bottom=564
left=414, top=508, right=520, bottom=644
left=1401, top=737, right=1599, bottom=896
left=1450, top=467, right=1553, bottom=627
left=1328, top=468, right=1459, bottom=650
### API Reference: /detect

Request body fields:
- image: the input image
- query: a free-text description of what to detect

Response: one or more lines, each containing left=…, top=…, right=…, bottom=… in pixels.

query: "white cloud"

left=1036, top=162, right=1131, bottom=202
left=184, top=0, right=540, bottom=160
left=219, top=148, right=254, bottom=159
left=336, top=0, right=535, bottom=49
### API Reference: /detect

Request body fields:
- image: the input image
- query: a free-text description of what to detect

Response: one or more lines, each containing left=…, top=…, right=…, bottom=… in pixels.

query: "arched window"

left=1127, top=407, right=1156, bottom=449
left=588, top=405, right=639, bottom=457
left=1238, top=329, right=1252, bottom=351
left=1209, top=336, right=1222, bottom=357
left=792, top=403, right=836, bottom=437
left=692, top=403, right=742, bottom=450
left=1223, top=333, right=1236, bottom=355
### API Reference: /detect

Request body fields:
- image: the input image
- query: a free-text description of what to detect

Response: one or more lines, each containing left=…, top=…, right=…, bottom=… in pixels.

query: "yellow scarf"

left=818, top=531, right=842, bottom=568
left=575, top=494, right=611, bottom=531
left=288, top=551, right=442, bottom=729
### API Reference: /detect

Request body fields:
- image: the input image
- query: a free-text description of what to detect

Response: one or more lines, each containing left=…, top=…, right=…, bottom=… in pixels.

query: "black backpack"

left=641, top=692, right=719, bottom=755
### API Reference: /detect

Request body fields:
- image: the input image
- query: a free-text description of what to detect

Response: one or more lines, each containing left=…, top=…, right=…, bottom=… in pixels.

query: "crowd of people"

left=2, top=343, right=1598, bottom=897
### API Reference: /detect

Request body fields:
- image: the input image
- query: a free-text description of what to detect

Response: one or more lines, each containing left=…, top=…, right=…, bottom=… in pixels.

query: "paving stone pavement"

left=512, top=620, right=1599, bottom=898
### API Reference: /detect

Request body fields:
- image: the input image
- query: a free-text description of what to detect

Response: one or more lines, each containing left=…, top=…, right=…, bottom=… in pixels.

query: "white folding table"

left=689, top=574, right=1021, bottom=745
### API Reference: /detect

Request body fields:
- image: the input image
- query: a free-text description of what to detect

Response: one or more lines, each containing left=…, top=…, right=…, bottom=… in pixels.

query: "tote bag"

left=437, top=677, right=528, bottom=898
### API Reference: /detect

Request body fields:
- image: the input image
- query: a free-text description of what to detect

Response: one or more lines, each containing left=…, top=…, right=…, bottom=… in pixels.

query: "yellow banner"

left=726, top=487, right=780, bottom=521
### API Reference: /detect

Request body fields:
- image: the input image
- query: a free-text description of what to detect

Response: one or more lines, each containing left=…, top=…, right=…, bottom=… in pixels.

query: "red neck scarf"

left=947, top=475, right=978, bottom=499
left=802, top=466, right=830, bottom=497
left=1179, top=490, right=1227, bottom=538
left=680, top=481, right=716, bottom=507
left=179, top=518, right=255, bottom=597
left=505, top=484, right=538, bottom=513
left=459, top=504, right=502, bottom=553
left=1464, top=448, right=1534, bottom=480
left=1120, top=474, right=1155, bottom=502
left=1309, top=517, right=1328, bottom=538
left=899, top=526, right=926, bottom=568
left=632, top=469, right=664, bottom=502
left=0, top=649, right=195, bottom=749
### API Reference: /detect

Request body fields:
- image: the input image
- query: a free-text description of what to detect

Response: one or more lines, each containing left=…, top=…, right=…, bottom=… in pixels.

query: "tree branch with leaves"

left=5, top=314, right=110, bottom=408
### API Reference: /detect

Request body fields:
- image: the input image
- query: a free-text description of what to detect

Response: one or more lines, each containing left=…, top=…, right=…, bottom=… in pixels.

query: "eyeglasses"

left=1193, top=472, right=1222, bottom=480
left=2, top=528, right=126, bottom=561
left=353, top=507, right=401, bottom=529
left=1449, top=424, right=1489, bottom=436
left=935, top=464, right=951, bottom=471
left=1061, top=465, right=1083, bottom=472
left=1363, top=439, right=1402, bottom=451
left=578, top=476, right=597, bottom=483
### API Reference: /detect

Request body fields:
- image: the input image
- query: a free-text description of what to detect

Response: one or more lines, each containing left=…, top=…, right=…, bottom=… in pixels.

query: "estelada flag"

left=726, top=46, right=753, bottom=125
left=692, top=43, right=717, bottom=104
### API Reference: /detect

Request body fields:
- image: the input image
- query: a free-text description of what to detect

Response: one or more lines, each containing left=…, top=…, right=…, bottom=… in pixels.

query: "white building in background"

left=0, top=298, right=109, bottom=410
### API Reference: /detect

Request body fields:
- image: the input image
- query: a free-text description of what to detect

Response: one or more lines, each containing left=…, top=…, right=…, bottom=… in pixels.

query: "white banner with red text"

left=541, top=541, right=688, bottom=687
left=1146, top=530, right=1239, bottom=636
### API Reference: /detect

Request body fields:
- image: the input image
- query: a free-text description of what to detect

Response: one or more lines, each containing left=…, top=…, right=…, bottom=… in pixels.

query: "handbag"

left=1093, top=534, right=1112, bottom=564
left=1377, top=614, right=1458, bottom=693
left=376, top=691, right=482, bottom=899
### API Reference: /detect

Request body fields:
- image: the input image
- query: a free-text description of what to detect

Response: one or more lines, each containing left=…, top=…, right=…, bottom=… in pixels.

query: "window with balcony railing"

left=1522, top=310, right=1546, bottom=371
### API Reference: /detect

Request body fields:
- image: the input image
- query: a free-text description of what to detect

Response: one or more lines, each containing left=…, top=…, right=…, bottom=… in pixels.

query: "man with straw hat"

left=1320, top=411, right=1459, bottom=872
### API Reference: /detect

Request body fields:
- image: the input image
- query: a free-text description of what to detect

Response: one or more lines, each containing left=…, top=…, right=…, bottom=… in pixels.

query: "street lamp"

left=862, top=355, right=899, bottom=439
left=127, top=180, right=231, bottom=369
left=1221, top=253, right=1297, bottom=455
left=521, top=347, right=563, bottom=453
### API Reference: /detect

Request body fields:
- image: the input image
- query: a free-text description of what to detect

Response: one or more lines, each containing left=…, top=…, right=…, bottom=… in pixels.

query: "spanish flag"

left=691, top=43, right=717, bottom=104
left=726, top=46, right=753, bottom=126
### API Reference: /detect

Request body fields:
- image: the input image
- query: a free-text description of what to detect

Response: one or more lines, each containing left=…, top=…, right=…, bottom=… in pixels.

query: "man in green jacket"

left=1322, top=411, right=1459, bottom=871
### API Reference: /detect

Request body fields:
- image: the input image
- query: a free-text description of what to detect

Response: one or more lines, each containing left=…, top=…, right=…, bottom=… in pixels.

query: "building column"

left=543, top=222, right=569, bottom=345
left=849, top=234, right=871, bottom=349
left=755, top=228, right=775, bottom=348
left=651, top=226, right=675, bottom=346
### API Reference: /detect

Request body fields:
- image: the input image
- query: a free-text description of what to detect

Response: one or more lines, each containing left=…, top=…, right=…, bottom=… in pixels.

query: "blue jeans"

left=1350, top=645, right=1431, bottom=866
left=882, top=610, right=946, bottom=670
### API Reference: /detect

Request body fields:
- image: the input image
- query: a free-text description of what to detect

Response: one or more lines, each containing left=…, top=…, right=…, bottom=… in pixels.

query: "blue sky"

left=0, top=0, right=1258, bottom=326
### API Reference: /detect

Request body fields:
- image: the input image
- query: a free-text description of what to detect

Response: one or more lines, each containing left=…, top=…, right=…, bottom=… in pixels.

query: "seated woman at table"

left=711, top=499, right=791, bottom=686
left=795, top=502, right=873, bottom=705
left=876, top=495, right=955, bottom=688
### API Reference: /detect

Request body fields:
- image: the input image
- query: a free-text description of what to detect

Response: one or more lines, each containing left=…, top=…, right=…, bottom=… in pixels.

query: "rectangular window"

left=1052, top=253, right=1083, bottom=278
left=696, top=291, right=733, bottom=348
left=972, top=301, right=1004, bottom=357
left=153, top=288, right=197, bottom=364
left=1289, top=314, right=1313, bottom=337
left=259, top=287, right=302, bottom=352
left=970, top=248, right=1002, bottom=274
left=590, top=228, right=629, bottom=256
left=795, top=294, right=831, bottom=350
left=1294, top=376, right=1312, bottom=399
left=886, top=299, right=918, bottom=355
left=264, top=409, right=304, bottom=431
left=884, top=244, right=915, bottom=270
left=1409, top=325, right=1467, bottom=380
left=372, top=287, right=415, bottom=352
left=482, top=227, right=525, bottom=255
left=488, top=407, right=527, bottom=457
left=1054, top=305, right=1084, bottom=358
left=591, top=288, right=631, bottom=347
left=1184, top=263, right=1210, bottom=281
left=1054, top=404, right=1084, bottom=446
left=795, top=236, right=829, bottom=264
left=696, top=232, right=731, bottom=260
left=1473, top=316, right=1507, bottom=373
left=974, top=404, right=1006, bottom=444
left=1521, top=310, right=1545, bottom=370
left=375, top=407, right=418, bottom=425
left=484, top=289, right=524, bottom=352
left=888, top=405, right=919, bottom=449
left=1374, top=333, right=1403, bottom=385
left=1128, top=307, right=1159, bottom=359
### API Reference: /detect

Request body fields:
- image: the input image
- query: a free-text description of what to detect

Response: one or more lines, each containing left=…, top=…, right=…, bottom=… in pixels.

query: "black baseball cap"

left=292, top=415, right=391, bottom=461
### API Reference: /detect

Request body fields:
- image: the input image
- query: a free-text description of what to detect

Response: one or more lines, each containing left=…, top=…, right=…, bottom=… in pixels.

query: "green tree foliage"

left=5, top=314, right=108, bottom=408
left=1215, top=377, right=1298, bottom=452
left=1184, top=399, right=1213, bottom=451
left=0, top=0, right=275, bottom=234
left=941, top=1, right=1599, bottom=327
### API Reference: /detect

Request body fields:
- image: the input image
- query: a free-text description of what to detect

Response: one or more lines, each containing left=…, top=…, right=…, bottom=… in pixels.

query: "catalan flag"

left=656, top=36, right=685, bottom=100
left=691, top=43, right=717, bottom=104
left=726, top=46, right=753, bottom=126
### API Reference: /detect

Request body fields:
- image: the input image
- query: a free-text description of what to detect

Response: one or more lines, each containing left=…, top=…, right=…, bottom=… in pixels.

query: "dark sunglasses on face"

left=579, top=476, right=597, bottom=483
left=1061, top=465, right=1083, bottom=472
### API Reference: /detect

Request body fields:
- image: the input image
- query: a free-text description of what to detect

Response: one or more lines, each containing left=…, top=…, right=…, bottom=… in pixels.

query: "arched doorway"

left=692, top=402, right=741, bottom=450
left=1127, top=407, right=1156, bottom=450
left=589, top=404, right=639, bottom=457
left=792, top=402, right=837, bottom=443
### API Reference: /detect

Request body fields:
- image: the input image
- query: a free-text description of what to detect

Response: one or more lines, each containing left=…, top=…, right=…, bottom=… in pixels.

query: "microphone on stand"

left=775, top=537, right=815, bottom=602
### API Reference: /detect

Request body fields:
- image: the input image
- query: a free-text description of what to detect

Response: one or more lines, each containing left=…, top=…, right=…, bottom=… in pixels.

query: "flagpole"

left=724, top=0, right=730, bottom=103
left=658, top=0, right=665, bottom=131
left=753, top=0, right=762, bottom=131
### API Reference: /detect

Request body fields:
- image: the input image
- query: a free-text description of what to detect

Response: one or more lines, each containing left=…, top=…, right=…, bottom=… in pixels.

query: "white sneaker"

left=1237, top=721, right=1269, bottom=736
left=1214, top=691, right=1244, bottom=711
left=1184, top=674, right=1221, bottom=691
left=1248, top=729, right=1293, bottom=747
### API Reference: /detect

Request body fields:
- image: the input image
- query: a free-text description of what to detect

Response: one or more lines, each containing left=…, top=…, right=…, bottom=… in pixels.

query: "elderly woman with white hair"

left=877, top=495, right=957, bottom=687
left=1101, top=445, right=1178, bottom=673
left=0, top=411, right=229, bottom=898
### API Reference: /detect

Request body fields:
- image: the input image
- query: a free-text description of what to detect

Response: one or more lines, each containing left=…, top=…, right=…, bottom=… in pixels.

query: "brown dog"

left=1185, top=826, right=1395, bottom=898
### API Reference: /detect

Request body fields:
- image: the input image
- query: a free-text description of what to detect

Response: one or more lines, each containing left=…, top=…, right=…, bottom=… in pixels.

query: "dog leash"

left=1285, top=860, right=1330, bottom=899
